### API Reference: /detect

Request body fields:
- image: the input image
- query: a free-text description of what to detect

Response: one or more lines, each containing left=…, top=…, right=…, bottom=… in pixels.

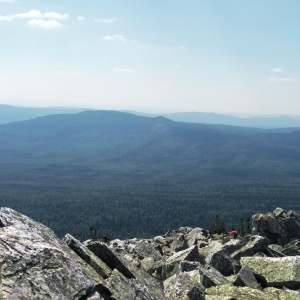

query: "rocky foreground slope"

left=1, top=207, right=300, bottom=299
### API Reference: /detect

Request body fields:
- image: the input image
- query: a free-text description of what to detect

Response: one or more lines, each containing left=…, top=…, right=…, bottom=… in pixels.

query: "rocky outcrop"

left=2, top=207, right=300, bottom=299
left=252, top=207, right=300, bottom=245
left=0, top=207, right=102, bottom=300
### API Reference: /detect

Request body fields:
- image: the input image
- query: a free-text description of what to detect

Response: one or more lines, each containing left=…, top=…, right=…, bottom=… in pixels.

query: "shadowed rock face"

left=2, top=207, right=300, bottom=299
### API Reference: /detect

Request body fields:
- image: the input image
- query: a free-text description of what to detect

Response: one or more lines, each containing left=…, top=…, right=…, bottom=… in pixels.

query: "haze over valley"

left=1, top=108, right=300, bottom=239
left=1, top=0, right=300, bottom=239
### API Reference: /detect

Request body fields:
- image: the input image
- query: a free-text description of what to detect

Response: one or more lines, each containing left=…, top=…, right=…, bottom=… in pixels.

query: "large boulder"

left=206, top=284, right=300, bottom=300
left=163, top=270, right=205, bottom=299
left=231, top=235, right=270, bottom=261
left=63, top=234, right=112, bottom=279
left=84, top=240, right=135, bottom=279
left=252, top=208, right=300, bottom=245
left=162, top=245, right=205, bottom=279
left=164, top=265, right=229, bottom=299
left=0, top=207, right=102, bottom=300
left=87, top=239, right=167, bottom=299
left=100, top=269, right=160, bottom=300
left=241, top=256, right=300, bottom=289
left=205, top=249, right=238, bottom=276
left=233, top=265, right=260, bottom=289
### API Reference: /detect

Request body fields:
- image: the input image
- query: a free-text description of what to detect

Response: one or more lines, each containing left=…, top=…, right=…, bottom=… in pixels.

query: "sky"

left=0, top=0, right=299, bottom=114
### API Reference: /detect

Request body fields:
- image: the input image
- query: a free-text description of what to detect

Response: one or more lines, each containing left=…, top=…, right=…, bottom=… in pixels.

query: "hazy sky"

left=0, top=0, right=299, bottom=114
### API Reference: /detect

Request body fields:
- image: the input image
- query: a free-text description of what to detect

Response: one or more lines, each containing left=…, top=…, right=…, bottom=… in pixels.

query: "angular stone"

left=198, top=265, right=230, bottom=288
left=180, top=261, right=201, bottom=272
left=273, top=207, right=284, bottom=218
left=199, top=240, right=223, bottom=257
left=101, top=269, right=163, bottom=300
left=135, top=240, right=163, bottom=262
left=97, top=240, right=167, bottom=299
left=206, top=284, right=300, bottom=300
left=162, top=245, right=205, bottom=279
left=282, top=240, right=300, bottom=256
left=63, top=234, right=111, bottom=279
left=185, top=227, right=209, bottom=248
left=233, top=265, right=260, bottom=289
left=231, top=235, right=270, bottom=261
left=85, top=240, right=135, bottom=279
left=241, top=256, right=300, bottom=289
left=0, top=207, right=102, bottom=300
left=206, top=249, right=237, bottom=276
left=267, top=244, right=285, bottom=257
left=163, top=270, right=205, bottom=299
left=223, top=238, right=244, bottom=254
left=82, top=290, right=104, bottom=300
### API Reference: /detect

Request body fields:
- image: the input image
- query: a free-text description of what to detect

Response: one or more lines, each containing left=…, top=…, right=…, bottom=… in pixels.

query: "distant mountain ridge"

left=0, top=110, right=300, bottom=182
left=1, top=110, right=300, bottom=239
left=125, top=110, right=300, bottom=129
left=0, top=104, right=89, bottom=125
left=1, top=104, right=300, bottom=128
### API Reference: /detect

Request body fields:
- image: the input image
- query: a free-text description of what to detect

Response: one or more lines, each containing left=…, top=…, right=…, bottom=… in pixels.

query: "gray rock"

left=163, top=270, right=205, bottom=299
left=162, top=245, right=205, bottom=279
left=241, top=256, right=300, bottom=289
left=273, top=207, right=284, bottom=218
left=63, top=234, right=112, bottom=279
left=231, top=235, right=270, bottom=261
left=267, top=244, right=285, bottom=257
left=206, top=284, right=300, bottom=300
left=102, top=269, right=159, bottom=300
left=85, top=240, right=135, bottom=279
left=282, top=239, right=300, bottom=256
left=135, top=240, right=163, bottom=262
left=223, top=238, right=244, bottom=255
left=233, top=265, right=260, bottom=289
left=90, top=240, right=167, bottom=299
left=205, top=249, right=238, bottom=276
left=198, top=265, right=230, bottom=288
left=185, top=227, right=209, bottom=248
left=0, top=207, right=101, bottom=300
left=82, top=290, right=104, bottom=300
left=180, top=261, right=202, bottom=272
left=170, top=233, right=189, bottom=252
left=163, top=265, right=228, bottom=299
left=252, top=208, right=300, bottom=245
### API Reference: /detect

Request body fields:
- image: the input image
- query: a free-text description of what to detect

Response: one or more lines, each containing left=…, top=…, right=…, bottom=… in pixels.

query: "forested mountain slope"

left=1, top=110, right=300, bottom=239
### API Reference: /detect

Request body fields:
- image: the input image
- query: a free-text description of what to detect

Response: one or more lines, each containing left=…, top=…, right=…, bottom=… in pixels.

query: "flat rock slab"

left=206, top=284, right=300, bottom=300
left=241, top=256, right=300, bottom=289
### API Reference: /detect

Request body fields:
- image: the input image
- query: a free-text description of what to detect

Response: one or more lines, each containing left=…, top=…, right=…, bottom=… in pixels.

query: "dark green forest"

left=1, top=110, right=300, bottom=239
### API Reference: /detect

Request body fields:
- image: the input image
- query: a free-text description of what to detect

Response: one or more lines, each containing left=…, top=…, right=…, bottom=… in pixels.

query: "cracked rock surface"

left=0, top=207, right=102, bottom=300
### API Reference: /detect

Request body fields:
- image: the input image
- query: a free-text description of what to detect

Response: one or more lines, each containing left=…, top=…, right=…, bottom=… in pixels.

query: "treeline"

left=1, top=180, right=300, bottom=240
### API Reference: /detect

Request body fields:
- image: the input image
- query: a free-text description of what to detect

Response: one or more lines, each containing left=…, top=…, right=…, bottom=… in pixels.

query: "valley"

left=1, top=110, right=300, bottom=239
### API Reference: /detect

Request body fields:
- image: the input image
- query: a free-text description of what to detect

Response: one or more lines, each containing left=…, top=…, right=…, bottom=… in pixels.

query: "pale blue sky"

left=0, top=0, right=299, bottom=114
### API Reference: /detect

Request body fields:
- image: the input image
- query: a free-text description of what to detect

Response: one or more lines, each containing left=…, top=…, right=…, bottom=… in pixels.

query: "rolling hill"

left=1, top=110, right=300, bottom=239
